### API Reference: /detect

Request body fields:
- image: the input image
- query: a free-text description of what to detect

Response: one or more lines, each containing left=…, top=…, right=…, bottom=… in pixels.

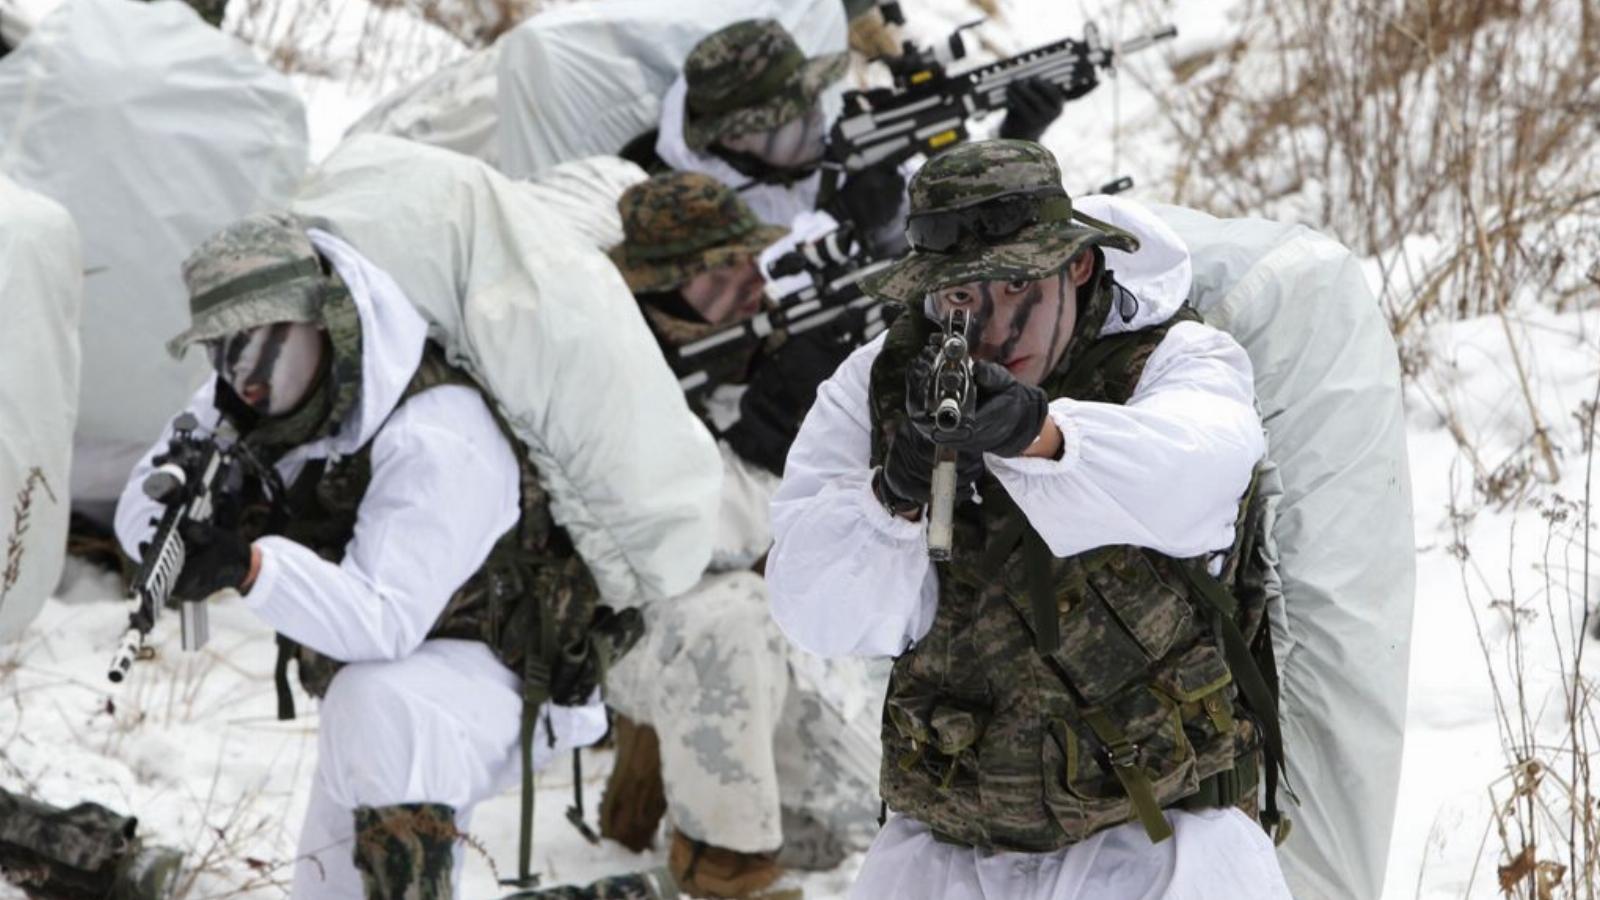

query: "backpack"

left=1150, top=202, right=1414, bottom=900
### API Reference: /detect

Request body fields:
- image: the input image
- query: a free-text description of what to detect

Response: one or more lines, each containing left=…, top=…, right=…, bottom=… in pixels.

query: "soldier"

left=112, top=214, right=622, bottom=899
left=626, top=18, right=1070, bottom=251
left=520, top=173, right=886, bottom=899
left=764, top=139, right=1295, bottom=898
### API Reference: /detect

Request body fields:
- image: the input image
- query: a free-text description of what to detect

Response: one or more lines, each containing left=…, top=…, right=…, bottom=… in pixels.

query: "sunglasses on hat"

left=905, top=189, right=1076, bottom=255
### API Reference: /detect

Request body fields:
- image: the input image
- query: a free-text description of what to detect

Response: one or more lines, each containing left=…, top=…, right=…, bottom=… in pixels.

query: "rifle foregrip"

left=927, top=449, right=958, bottom=561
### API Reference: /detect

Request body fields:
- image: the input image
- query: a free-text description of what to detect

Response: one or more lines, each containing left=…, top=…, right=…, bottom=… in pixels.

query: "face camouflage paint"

left=208, top=322, right=326, bottom=416
left=928, top=270, right=1075, bottom=386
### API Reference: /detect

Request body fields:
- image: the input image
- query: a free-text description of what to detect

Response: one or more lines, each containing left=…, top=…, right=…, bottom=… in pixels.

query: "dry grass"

left=1148, top=0, right=1599, bottom=335
left=1443, top=364, right=1600, bottom=898
left=1, top=468, right=57, bottom=612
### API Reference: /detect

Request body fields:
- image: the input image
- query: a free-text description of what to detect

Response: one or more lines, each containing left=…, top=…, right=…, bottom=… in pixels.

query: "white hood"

left=1075, top=194, right=1195, bottom=336
left=306, top=228, right=429, bottom=456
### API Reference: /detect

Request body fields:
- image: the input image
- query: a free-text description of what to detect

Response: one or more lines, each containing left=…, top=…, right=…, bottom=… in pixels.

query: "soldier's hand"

left=998, top=77, right=1071, bottom=143
left=880, top=418, right=989, bottom=513
left=835, top=163, right=908, bottom=239
left=951, top=361, right=1049, bottom=458
left=173, top=521, right=255, bottom=601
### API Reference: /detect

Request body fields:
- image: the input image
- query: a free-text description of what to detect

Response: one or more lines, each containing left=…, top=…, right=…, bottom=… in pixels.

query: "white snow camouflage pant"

left=605, top=569, right=886, bottom=854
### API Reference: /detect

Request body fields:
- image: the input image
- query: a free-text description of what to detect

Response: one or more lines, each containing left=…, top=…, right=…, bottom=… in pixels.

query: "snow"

left=4, top=0, right=1598, bottom=897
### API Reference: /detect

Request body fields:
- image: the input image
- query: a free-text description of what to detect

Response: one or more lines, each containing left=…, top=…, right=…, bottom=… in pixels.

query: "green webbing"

left=1081, top=708, right=1173, bottom=843
left=1173, top=560, right=1295, bottom=838
left=188, top=257, right=322, bottom=314
left=1023, top=530, right=1059, bottom=654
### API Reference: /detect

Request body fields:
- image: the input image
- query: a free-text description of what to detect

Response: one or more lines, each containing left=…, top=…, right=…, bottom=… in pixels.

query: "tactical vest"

left=252, top=345, right=633, bottom=711
left=866, top=301, right=1282, bottom=852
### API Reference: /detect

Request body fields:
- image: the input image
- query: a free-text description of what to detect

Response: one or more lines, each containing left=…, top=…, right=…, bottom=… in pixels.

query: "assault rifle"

left=106, top=413, right=272, bottom=683
left=819, top=11, right=1176, bottom=201
left=925, top=309, right=973, bottom=561
left=672, top=224, right=891, bottom=403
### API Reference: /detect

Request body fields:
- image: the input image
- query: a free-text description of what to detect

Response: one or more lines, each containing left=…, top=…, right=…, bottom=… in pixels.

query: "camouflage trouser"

left=605, top=571, right=884, bottom=855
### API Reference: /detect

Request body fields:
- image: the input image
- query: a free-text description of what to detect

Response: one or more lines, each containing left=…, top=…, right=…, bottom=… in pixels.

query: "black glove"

left=725, top=323, right=858, bottom=476
left=998, top=77, right=1071, bottom=143
left=878, top=348, right=985, bottom=510
left=951, top=360, right=1051, bottom=458
left=834, top=163, right=908, bottom=238
left=171, top=520, right=253, bottom=601
left=878, top=416, right=987, bottom=510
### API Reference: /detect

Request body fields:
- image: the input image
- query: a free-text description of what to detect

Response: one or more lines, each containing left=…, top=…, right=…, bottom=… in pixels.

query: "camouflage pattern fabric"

left=862, top=141, right=1143, bottom=304
left=605, top=569, right=883, bottom=857
left=168, top=212, right=330, bottom=357
left=865, top=276, right=1262, bottom=852
left=608, top=172, right=787, bottom=294
left=681, top=19, right=847, bottom=152
left=255, top=344, right=632, bottom=707
left=0, top=787, right=180, bottom=900
left=352, top=803, right=457, bottom=900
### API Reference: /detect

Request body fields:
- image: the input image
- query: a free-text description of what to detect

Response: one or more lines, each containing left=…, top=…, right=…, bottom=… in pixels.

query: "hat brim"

left=862, top=215, right=1141, bottom=305
left=165, top=277, right=324, bottom=359
left=684, top=52, right=848, bottom=153
left=609, top=224, right=788, bottom=294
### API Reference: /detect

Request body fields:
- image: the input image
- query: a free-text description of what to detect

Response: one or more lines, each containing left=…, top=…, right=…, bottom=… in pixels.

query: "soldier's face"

left=681, top=258, right=766, bottom=327
left=929, top=252, right=1095, bottom=386
left=208, top=322, right=328, bottom=416
left=717, top=107, right=828, bottom=170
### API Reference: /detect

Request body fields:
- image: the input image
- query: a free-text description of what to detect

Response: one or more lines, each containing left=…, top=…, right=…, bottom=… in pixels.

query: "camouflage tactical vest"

left=242, top=344, right=640, bottom=716
left=866, top=293, right=1278, bottom=852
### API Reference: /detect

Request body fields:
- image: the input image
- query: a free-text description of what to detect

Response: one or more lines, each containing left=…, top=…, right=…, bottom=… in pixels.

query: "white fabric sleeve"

left=113, top=381, right=225, bottom=562
left=986, top=322, right=1265, bottom=558
left=245, top=385, right=521, bottom=663
left=766, top=337, right=940, bottom=659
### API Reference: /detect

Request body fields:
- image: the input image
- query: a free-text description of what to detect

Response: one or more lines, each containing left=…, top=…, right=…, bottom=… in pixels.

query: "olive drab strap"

left=1171, top=559, right=1296, bottom=843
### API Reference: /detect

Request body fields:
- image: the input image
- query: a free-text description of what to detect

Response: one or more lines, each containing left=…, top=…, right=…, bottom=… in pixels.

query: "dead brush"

left=230, top=0, right=573, bottom=88
left=1145, top=0, right=1600, bottom=336
left=2, top=467, right=57, bottom=613
left=1444, top=365, right=1600, bottom=898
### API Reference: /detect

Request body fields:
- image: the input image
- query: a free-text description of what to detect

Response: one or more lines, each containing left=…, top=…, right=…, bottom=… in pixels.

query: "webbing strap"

left=1173, top=560, right=1296, bottom=840
left=1081, top=709, right=1172, bottom=843
left=272, top=635, right=296, bottom=721
left=1023, top=530, right=1059, bottom=654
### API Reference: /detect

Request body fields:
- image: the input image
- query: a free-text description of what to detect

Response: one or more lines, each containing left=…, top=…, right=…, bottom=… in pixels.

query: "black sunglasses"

left=905, top=190, right=1075, bottom=254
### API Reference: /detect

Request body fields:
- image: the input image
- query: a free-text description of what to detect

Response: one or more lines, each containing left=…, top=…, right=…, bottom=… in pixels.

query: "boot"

left=500, top=867, right=677, bottom=899
left=598, top=716, right=666, bottom=852
left=352, top=803, right=457, bottom=900
left=667, top=831, right=783, bottom=899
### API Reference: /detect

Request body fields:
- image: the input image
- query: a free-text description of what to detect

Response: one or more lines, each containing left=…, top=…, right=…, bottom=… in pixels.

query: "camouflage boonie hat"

left=608, top=172, right=787, bottom=294
left=167, top=212, right=326, bottom=358
left=864, top=140, right=1141, bottom=304
left=682, top=19, right=848, bottom=153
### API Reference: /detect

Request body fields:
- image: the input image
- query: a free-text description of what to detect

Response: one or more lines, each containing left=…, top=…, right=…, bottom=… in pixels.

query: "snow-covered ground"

left=4, top=0, right=1597, bottom=897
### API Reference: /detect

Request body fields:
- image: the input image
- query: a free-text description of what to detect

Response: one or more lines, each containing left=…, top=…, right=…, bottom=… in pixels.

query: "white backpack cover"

left=0, top=0, right=308, bottom=512
left=1154, top=205, right=1417, bottom=900
left=291, top=135, right=721, bottom=607
left=0, top=175, right=81, bottom=642
left=348, top=0, right=846, bottom=178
